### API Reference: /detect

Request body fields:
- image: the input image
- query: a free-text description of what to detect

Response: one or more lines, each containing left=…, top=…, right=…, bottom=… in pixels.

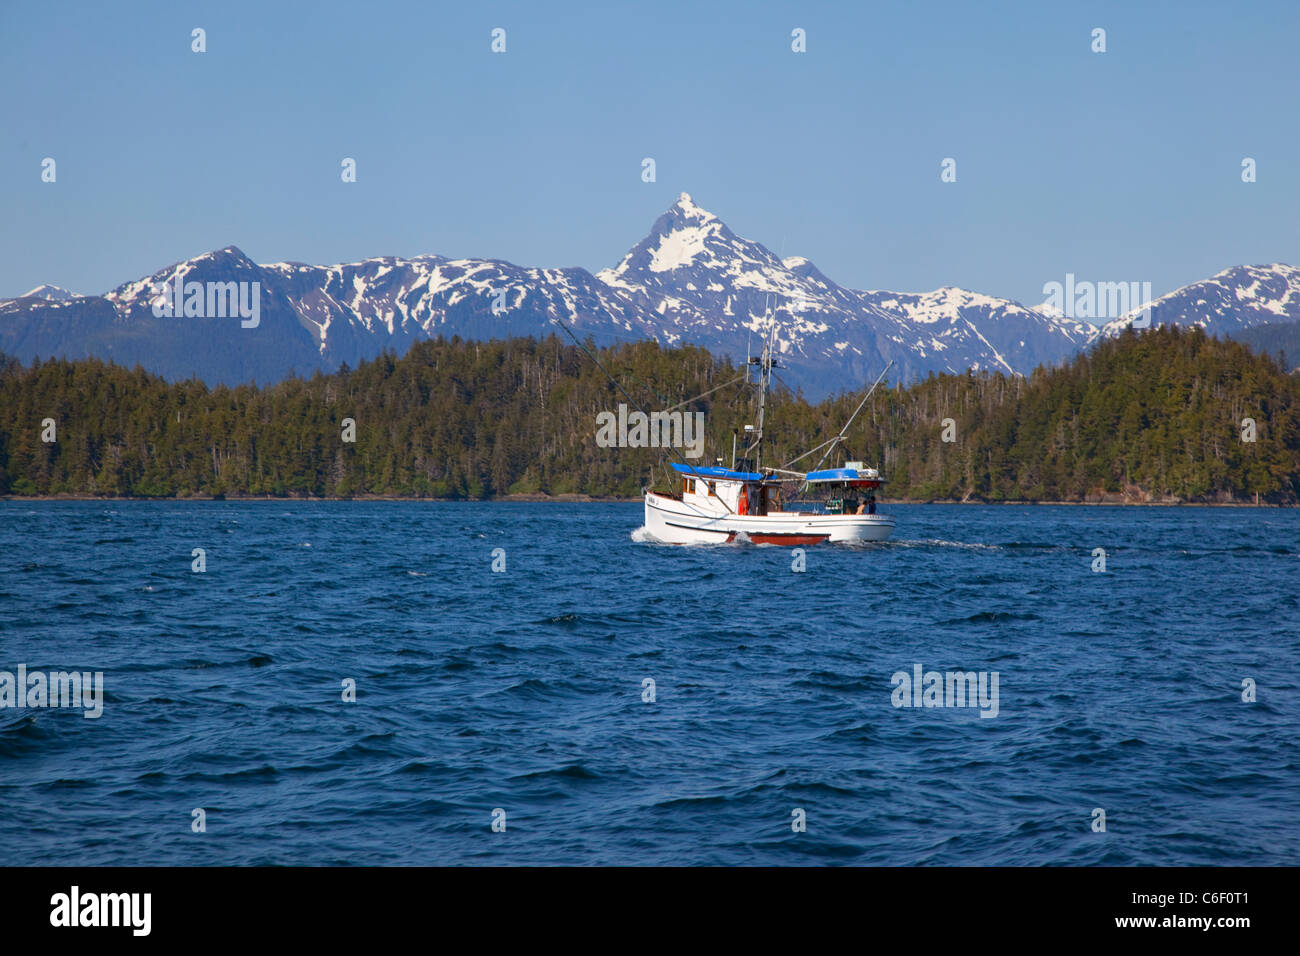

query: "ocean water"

left=1, top=501, right=1297, bottom=866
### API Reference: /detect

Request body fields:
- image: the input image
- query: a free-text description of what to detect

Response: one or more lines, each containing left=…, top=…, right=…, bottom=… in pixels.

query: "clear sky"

left=2, top=0, right=1297, bottom=313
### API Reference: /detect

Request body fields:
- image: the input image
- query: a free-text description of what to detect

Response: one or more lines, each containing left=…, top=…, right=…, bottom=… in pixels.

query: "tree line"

left=1, top=325, right=1296, bottom=502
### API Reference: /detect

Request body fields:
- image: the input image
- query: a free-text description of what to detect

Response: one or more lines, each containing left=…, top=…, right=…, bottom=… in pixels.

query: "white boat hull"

left=643, top=491, right=895, bottom=545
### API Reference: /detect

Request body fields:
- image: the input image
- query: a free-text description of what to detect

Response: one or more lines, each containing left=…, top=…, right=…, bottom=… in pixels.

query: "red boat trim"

left=724, top=532, right=830, bottom=546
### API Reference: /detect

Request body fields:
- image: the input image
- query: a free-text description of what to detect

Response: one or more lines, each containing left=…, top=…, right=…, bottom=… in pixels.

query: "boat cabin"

left=669, top=463, right=783, bottom=516
left=785, top=462, right=886, bottom=516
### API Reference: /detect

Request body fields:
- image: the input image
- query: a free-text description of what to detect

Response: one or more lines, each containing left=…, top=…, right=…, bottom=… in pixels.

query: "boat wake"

left=873, top=538, right=1002, bottom=551
left=630, top=526, right=659, bottom=544
left=632, top=526, right=771, bottom=548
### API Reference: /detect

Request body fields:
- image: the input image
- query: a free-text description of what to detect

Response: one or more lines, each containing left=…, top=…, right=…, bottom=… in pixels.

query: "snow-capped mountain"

left=20, top=284, right=78, bottom=301
left=594, top=193, right=1096, bottom=388
left=1, top=194, right=1293, bottom=397
left=1094, top=264, right=1300, bottom=339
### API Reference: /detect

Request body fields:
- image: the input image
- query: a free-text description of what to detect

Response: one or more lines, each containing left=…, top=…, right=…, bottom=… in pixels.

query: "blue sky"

left=2, top=0, right=1297, bottom=314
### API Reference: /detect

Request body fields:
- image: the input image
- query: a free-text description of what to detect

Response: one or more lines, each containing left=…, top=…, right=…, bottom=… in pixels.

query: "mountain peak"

left=669, top=192, right=715, bottom=223
left=22, top=284, right=77, bottom=301
left=201, top=245, right=252, bottom=264
left=103, top=245, right=262, bottom=306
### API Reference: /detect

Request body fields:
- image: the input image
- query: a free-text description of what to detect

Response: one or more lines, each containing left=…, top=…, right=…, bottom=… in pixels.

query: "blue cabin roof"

left=805, top=467, right=884, bottom=483
left=670, top=462, right=765, bottom=482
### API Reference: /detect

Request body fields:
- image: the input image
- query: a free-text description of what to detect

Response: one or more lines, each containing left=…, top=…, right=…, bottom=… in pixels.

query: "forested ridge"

left=1, top=326, right=1296, bottom=503
left=1232, top=320, right=1300, bottom=371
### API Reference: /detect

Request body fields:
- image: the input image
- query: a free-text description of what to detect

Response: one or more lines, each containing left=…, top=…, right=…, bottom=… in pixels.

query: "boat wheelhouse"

left=789, top=464, right=886, bottom=516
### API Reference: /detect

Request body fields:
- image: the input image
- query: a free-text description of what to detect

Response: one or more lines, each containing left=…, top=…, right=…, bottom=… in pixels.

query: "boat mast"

left=754, top=335, right=769, bottom=472
left=748, top=299, right=780, bottom=473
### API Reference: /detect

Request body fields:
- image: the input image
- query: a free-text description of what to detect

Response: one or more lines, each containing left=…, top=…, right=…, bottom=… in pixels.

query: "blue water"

left=1, top=501, right=1297, bottom=865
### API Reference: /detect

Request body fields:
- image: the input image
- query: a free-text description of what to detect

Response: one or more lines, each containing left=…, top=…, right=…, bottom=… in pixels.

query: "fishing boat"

left=549, top=299, right=896, bottom=546
left=641, top=318, right=896, bottom=546
left=644, top=461, right=894, bottom=545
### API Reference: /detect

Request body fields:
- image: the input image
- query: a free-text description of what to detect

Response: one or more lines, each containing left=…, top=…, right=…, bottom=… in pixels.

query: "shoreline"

left=1, top=494, right=1289, bottom=507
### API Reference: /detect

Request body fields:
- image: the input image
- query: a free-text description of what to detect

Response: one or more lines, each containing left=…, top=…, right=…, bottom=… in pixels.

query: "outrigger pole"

left=793, top=359, right=894, bottom=496
left=658, top=372, right=749, bottom=413
left=548, top=315, right=737, bottom=514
